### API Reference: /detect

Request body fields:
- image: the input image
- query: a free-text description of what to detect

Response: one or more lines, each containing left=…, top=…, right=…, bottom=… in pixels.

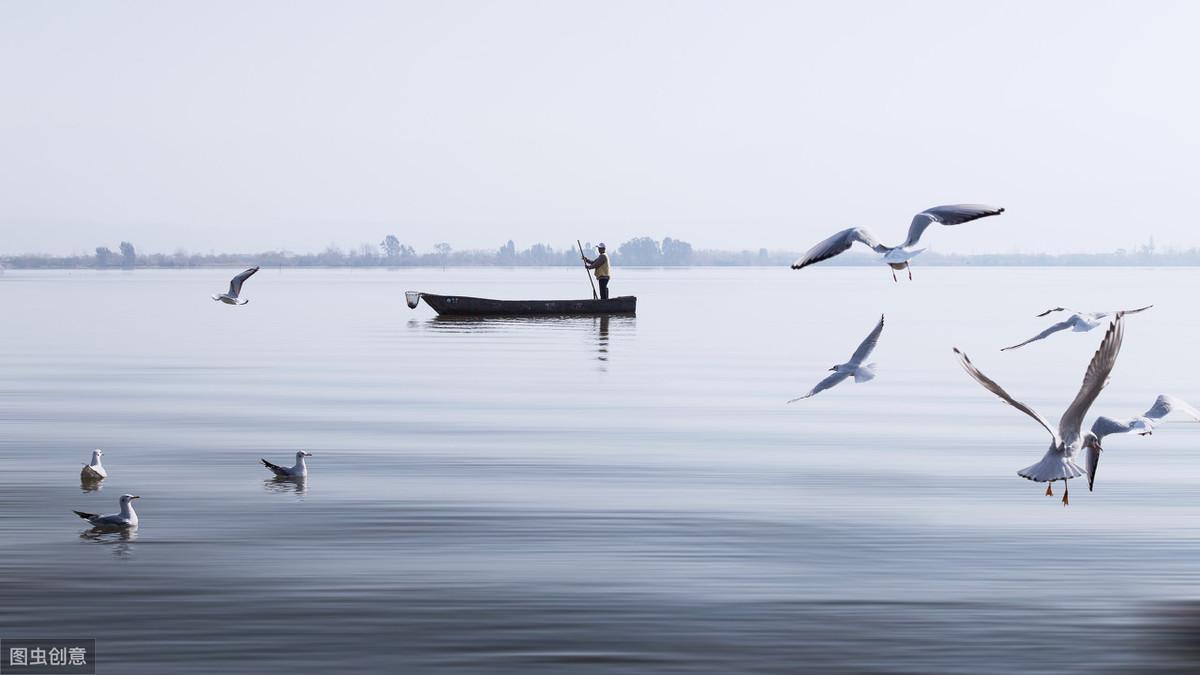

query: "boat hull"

left=409, top=292, right=636, bottom=316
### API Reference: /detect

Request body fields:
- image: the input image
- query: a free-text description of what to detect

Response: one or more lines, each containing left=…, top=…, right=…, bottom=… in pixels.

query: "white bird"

left=789, top=315, right=884, bottom=402
left=262, top=451, right=312, bottom=478
left=1084, top=394, right=1200, bottom=491
left=1001, top=305, right=1152, bottom=351
left=954, top=314, right=1124, bottom=505
left=791, top=204, right=1005, bottom=281
left=80, top=449, right=107, bottom=481
left=212, top=266, right=260, bottom=305
left=73, top=494, right=140, bottom=528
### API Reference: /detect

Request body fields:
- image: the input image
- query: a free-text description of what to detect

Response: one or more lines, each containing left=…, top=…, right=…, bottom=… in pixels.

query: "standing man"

left=582, top=243, right=612, bottom=299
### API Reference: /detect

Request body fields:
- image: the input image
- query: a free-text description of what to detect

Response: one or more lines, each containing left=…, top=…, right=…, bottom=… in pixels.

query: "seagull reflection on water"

left=80, top=477, right=104, bottom=493
left=79, top=526, right=138, bottom=558
left=264, top=475, right=307, bottom=496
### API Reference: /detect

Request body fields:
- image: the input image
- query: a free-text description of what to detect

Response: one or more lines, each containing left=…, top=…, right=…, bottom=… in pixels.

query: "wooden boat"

left=406, top=291, right=636, bottom=316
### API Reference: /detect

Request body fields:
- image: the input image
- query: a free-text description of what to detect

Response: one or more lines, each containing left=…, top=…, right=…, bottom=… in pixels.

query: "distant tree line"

left=2, top=235, right=723, bottom=268
left=3, top=235, right=1196, bottom=268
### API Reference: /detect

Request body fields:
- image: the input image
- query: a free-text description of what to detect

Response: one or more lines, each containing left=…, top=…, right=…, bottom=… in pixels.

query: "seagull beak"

left=1086, top=445, right=1101, bottom=492
left=132, top=495, right=141, bottom=500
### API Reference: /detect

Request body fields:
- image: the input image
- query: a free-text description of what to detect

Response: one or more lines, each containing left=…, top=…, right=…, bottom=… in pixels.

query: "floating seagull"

left=262, top=451, right=312, bottom=478
left=80, top=449, right=107, bottom=481
left=212, top=266, right=260, bottom=305
left=791, top=204, right=1005, bottom=281
left=789, top=315, right=883, bottom=402
left=1085, top=394, right=1200, bottom=491
left=1001, top=305, right=1152, bottom=351
left=73, top=494, right=140, bottom=528
left=954, top=314, right=1124, bottom=505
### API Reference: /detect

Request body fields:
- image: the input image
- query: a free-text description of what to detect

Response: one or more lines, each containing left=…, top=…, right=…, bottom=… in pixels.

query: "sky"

left=2, top=1, right=1198, bottom=256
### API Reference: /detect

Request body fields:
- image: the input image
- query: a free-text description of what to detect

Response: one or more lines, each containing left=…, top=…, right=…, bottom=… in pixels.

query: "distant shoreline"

left=4, top=260, right=1198, bottom=270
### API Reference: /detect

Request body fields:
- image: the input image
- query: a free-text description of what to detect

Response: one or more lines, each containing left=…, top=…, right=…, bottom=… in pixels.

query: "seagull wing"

left=1000, top=319, right=1075, bottom=351
left=1120, top=304, right=1154, bottom=316
left=1089, top=415, right=1141, bottom=441
left=1144, top=394, right=1200, bottom=422
left=89, top=513, right=128, bottom=526
left=902, top=204, right=1005, bottom=248
left=953, top=348, right=1060, bottom=444
left=73, top=510, right=98, bottom=521
left=261, top=458, right=290, bottom=476
left=787, top=371, right=852, bottom=402
left=228, top=266, right=260, bottom=298
left=1035, top=307, right=1073, bottom=317
left=791, top=228, right=886, bottom=270
left=1058, top=316, right=1125, bottom=443
left=847, top=315, right=885, bottom=366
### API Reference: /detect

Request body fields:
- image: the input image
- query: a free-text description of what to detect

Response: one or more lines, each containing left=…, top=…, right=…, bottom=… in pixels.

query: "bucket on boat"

left=405, top=291, right=422, bottom=309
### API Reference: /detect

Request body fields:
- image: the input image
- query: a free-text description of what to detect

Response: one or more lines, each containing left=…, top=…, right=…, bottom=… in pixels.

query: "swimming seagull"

left=73, top=494, right=140, bottom=528
left=262, top=451, right=312, bottom=478
left=1085, top=394, right=1200, bottom=491
left=1001, top=305, right=1152, bottom=351
left=954, top=314, right=1124, bottom=505
left=789, top=315, right=884, bottom=402
left=212, top=266, right=260, bottom=305
left=80, top=449, right=107, bottom=481
left=791, top=204, right=1005, bottom=281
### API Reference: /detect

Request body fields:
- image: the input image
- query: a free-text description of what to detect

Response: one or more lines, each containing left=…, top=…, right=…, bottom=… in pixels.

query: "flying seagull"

left=789, top=314, right=884, bottom=402
left=1085, top=394, right=1200, bottom=491
left=80, top=449, right=107, bottom=481
left=262, top=451, right=312, bottom=478
left=73, top=494, right=140, bottom=528
left=954, top=314, right=1124, bottom=505
left=212, top=266, right=260, bottom=305
left=1001, top=305, right=1152, bottom=351
left=791, top=204, right=1004, bottom=281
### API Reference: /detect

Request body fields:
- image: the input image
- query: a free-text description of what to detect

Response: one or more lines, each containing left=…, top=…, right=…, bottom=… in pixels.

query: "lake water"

left=1, top=267, right=1198, bottom=674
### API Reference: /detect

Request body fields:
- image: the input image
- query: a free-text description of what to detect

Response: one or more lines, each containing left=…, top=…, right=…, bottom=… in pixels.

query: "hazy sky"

left=2, top=1, right=1197, bottom=256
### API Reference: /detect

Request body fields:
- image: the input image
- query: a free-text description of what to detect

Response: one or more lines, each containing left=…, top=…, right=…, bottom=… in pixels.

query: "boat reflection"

left=595, top=316, right=610, bottom=370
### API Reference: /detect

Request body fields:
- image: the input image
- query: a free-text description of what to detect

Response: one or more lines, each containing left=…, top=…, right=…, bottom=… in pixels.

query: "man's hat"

left=597, top=242, right=606, bottom=249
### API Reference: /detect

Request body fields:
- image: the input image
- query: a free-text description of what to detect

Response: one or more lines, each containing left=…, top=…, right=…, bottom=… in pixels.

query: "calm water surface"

left=2, top=267, right=1199, bottom=673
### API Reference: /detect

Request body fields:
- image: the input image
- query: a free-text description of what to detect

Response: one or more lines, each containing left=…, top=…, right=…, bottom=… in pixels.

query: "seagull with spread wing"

left=954, top=314, right=1124, bottom=505
left=789, top=315, right=884, bottom=402
left=791, top=204, right=1004, bottom=281
left=1001, top=305, right=1152, bottom=351
left=1084, top=394, right=1200, bottom=491
left=212, top=266, right=260, bottom=305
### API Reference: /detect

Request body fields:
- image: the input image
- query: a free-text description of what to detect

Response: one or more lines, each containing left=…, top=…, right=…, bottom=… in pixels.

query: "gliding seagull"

left=212, top=266, right=260, bottom=305
left=1001, top=305, right=1152, bottom=351
left=1085, top=394, right=1200, bottom=491
left=789, top=315, right=883, bottom=402
left=73, top=494, right=140, bottom=528
left=954, top=314, right=1124, bottom=505
left=262, top=451, right=312, bottom=478
left=791, top=204, right=1004, bottom=281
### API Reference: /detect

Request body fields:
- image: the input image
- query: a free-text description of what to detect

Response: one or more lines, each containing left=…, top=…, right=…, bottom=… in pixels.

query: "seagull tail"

left=72, top=510, right=96, bottom=520
left=1018, top=452, right=1086, bottom=483
left=261, top=459, right=284, bottom=473
left=853, top=364, right=877, bottom=383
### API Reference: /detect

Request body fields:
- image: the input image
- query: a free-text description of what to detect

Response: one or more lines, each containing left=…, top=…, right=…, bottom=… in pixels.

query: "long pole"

left=577, top=240, right=598, bottom=300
